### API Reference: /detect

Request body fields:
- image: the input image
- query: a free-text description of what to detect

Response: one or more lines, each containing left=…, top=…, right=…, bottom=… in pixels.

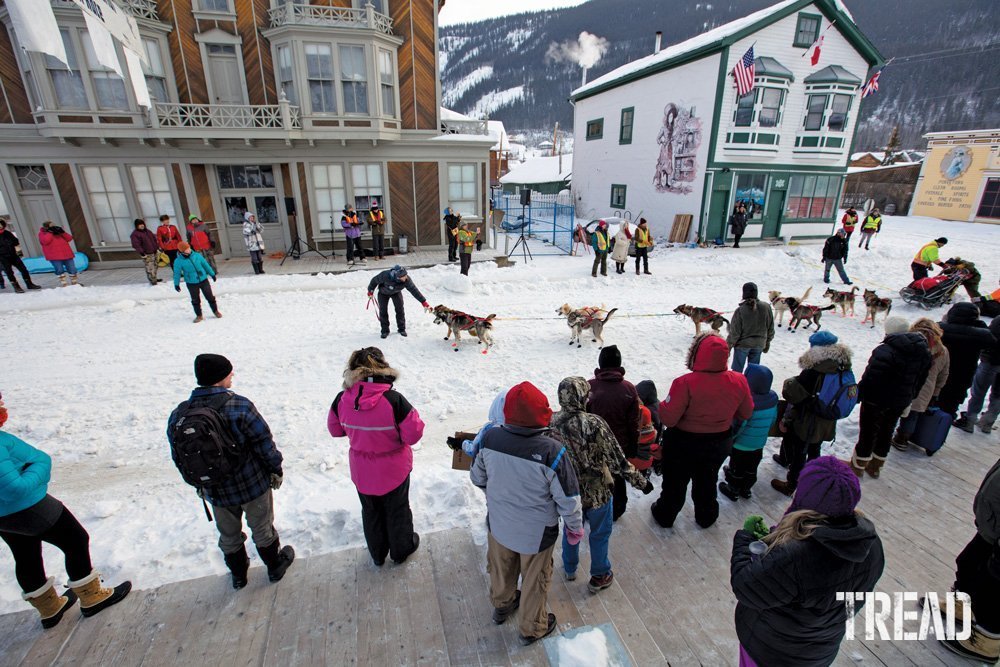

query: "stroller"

left=899, top=269, right=971, bottom=309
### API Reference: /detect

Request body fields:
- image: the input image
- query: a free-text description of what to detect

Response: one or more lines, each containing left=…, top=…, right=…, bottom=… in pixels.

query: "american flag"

left=733, top=46, right=755, bottom=97
left=862, top=68, right=883, bottom=98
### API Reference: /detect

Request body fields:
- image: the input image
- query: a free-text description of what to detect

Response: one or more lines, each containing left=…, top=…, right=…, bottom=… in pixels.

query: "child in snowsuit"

left=457, top=388, right=508, bottom=460
left=719, top=363, right=779, bottom=501
left=636, top=380, right=664, bottom=475
left=630, top=404, right=660, bottom=474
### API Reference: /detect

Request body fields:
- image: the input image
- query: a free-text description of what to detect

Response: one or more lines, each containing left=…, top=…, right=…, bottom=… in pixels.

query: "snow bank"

left=0, top=214, right=996, bottom=613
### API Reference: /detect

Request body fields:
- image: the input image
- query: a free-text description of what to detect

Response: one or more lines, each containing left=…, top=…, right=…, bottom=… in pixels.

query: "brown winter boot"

left=58, top=273, right=68, bottom=287
left=921, top=591, right=971, bottom=626
left=193, top=315, right=204, bottom=323
left=70, top=274, right=79, bottom=285
left=940, top=623, right=1000, bottom=663
left=213, top=310, right=223, bottom=318
left=23, top=577, right=78, bottom=629
left=846, top=454, right=867, bottom=478
left=11, top=278, right=25, bottom=293
left=864, top=456, right=886, bottom=479
left=68, top=571, right=132, bottom=618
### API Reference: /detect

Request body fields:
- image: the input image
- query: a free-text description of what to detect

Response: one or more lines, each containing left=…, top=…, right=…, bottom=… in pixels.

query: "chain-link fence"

left=492, top=192, right=574, bottom=254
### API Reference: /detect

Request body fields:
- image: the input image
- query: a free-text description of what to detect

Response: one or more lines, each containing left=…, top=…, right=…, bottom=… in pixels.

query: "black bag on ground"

left=170, top=392, right=242, bottom=488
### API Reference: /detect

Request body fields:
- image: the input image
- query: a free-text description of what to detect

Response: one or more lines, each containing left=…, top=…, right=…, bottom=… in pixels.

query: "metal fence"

left=492, top=192, right=574, bottom=254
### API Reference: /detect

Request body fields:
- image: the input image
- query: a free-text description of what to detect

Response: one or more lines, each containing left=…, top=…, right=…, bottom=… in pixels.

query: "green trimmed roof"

left=755, top=56, right=794, bottom=80
left=571, top=0, right=883, bottom=102
left=804, top=64, right=862, bottom=85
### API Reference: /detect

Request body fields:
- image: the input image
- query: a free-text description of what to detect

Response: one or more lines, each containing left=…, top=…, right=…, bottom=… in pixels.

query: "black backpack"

left=170, top=392, right=243, bottom=489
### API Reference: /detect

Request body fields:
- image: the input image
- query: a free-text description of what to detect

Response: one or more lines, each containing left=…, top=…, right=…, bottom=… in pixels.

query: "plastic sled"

left=23, top=252, right=90, bottom=274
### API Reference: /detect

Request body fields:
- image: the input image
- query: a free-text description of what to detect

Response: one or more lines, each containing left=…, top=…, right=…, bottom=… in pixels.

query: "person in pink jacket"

left=38, top=221, right=79, bottom=286
left=327, top=346, right=425, bottom=566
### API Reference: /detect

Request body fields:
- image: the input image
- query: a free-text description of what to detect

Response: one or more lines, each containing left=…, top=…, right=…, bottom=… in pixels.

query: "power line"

left=889, top=44, right=1000, bottom=65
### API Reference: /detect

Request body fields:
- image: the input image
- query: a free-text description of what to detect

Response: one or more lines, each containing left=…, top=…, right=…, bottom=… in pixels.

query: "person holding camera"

left=0, top=220, right=41, bottom=292
left=156, top=214, right=182, bottom=268
left=167, top=355, right=294, bottom=589
left=444, top=207, right=461, bottom=262
left=38, top=221, right=79, bottom=287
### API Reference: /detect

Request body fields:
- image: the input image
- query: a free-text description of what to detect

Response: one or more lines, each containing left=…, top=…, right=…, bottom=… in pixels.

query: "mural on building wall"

left=941, top=147, right=972, bottom=181
left=653, top=103, right=702, bottom=195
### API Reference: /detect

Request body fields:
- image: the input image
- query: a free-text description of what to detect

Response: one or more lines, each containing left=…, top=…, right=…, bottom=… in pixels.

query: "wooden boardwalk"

left=1, top=430, right=995, bottom=666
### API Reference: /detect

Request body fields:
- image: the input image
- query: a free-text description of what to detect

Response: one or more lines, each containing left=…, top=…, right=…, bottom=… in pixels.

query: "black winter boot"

left=26, top=279, right=41, bottom=290
left=12, top=279, right=25, bottom=293
left=257, top=540, right=295, bottom=582
left=223, top=546, right=250, bottom=590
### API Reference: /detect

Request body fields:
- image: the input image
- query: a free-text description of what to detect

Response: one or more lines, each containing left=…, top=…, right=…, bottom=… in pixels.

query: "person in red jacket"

left=38, top=221, right=79, bottom=287
left=156, top=214, right=181, bottom=267
left=841, top=207, right=859, bottom=241
left=327, top=347, right=425, bottom=566
left=652, top=333, right=754, bottom=529
left=186, top=214, right=217, bottom=273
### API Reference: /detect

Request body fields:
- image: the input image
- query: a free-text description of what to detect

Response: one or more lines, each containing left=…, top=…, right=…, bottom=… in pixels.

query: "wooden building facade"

left=0, top=0, right=491, bottom=263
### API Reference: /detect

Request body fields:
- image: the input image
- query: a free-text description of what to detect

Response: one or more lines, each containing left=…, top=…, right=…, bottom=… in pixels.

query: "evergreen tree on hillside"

left=882, top=126, right=901, bottom=165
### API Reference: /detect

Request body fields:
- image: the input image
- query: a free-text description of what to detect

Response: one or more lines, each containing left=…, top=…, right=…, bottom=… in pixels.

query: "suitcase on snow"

left=911, top=408, right=952, bottom=456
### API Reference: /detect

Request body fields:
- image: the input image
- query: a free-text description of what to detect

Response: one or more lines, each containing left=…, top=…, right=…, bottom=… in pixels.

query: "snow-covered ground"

left=0, top=214, right=997, bottom=613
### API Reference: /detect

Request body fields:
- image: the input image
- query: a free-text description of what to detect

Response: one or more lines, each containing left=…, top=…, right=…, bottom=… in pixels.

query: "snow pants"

left=377, top=291, right=405, bottom=335
left=186, top=280, right=218, bottom=317
left=487, top=531, right=554, bottom=639
left=0, top=255, right=31, bottom=284
left=652, top=428, right=732, bottom=528
left=212, top=489, right=278, bottom=556
left=853, top=402, right=904, bottom=462
left=358, top=475, right=416, bottom=564
left=725, top=448, right=764, bottom=496
left=0, top=496, right=92, bottom=592
left=780, top=431, right=822, bottom=489
left=460, top=252, right=472, bottom=275
left=141, top=253, right=158, bottom=284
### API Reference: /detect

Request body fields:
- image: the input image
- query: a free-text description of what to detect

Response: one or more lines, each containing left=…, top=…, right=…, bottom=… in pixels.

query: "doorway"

left=763, top=192, right=785, bottom=239
left=205, top=45, right=247, bottom=106
left=708, top=190, right=729, bottom=241
left=216, top=165, right=287, bottom=257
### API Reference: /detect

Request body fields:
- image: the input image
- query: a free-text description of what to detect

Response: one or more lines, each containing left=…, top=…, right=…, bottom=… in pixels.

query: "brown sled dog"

left=769, top=286, right=812, bottom=327
left=556, top=304, right=617, bottom=348
left=674, top=304, right=729, bottom=336
left=788, top=302, right=836, bottom=332
left=861, top=289, right=893, bottom=328
left=432, top=305, right=496, bottom=352
left=824, top=286, right=859, bottom=318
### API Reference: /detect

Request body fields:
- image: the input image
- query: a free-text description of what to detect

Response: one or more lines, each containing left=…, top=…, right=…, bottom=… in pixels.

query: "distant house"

left=911, top=128, right=1000, bottom=224
left=849, top=150, right=924, bottom=167
left=569, top=0, right=884, bottom=243
left=487, top=120, right=512, bottom=187
left=842, top=162, right=922, bottom=214
left=499, top=154, right=572, bottom=195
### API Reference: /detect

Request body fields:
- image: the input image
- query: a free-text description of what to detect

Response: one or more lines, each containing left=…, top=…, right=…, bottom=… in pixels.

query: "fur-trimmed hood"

left=343, top=366, right=400, bottom=389
left=797, top=343, right=852, bottom=372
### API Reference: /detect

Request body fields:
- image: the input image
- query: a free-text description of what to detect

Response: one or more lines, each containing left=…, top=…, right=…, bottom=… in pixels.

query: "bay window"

left=758, top=88, right=783, bottom=127
left=83, top=31, right=128, bottom=110
left=305, top=43, right=336, bottom=113
left=828, top=94, right=851, bottom=131
left=277, top=45, right=297, bottom=105
left=804, top=94, right=826, bottom=130
left=46, top=30, right=87, bottom=109
left=734, top=91, right=754, bottom=127
left=142, top=37, right=170, bottom=103
left=339, top=45, right=369, bottom=114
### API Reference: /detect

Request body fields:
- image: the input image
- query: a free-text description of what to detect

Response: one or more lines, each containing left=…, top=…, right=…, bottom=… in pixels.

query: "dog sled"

left=899, top=269, right=971, bottom=310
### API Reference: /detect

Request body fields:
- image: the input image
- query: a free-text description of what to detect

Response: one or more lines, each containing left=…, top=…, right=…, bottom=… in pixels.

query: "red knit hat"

left=503, top=381, right=552, bottom=428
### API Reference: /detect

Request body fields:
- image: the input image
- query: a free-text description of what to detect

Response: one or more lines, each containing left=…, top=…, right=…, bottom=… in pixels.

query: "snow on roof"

left=440, top=107, right=474, bottom=121
left=499, top=154, right=573, bottom=185
left=573, top=0, right=856, bottom=98
left=846, top=162, right=921, bottom=174
left=487, top=120, right=509, bottom=151
left=851, top=150, right=926, bottom=164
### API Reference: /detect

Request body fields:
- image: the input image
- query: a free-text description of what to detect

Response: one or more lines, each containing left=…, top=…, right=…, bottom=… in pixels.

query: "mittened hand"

left=270, top=473, right=283, bottom=490
left=367, top=291, right=374, bottom=298
left=643, top=480, right=655, bottom=495
left=175, top=285, right=181, bottom=292
left=565, top=526, right=585, bottom=546
left=211, top=275, right=217, bottom=282
left=743, top=515, right=769, bottom=540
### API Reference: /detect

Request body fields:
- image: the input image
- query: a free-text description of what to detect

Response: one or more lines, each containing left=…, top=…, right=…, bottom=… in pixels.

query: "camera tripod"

left=280, top=234, right=327, bottom=266
left=507, top=203, right=533, bottom=262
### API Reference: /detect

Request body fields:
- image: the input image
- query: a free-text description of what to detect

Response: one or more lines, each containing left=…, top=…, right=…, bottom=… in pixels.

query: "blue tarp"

left=23, top=252, right=91, bottom=274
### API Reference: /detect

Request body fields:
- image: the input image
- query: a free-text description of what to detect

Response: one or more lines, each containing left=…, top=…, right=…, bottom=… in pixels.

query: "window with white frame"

left=305, top=43, right=336, bottom=113
left=141, top=37, right=169, bottom=103
left=827, top=94, right=851, bottom=131
left=804, top=94, right=826, bottom=130
left=312, top=164, right=346, bottom=232
left=198, top=0, right=231, bottom=11
left=276, top=45, right=298, bottom=105
left=448, top=164, right=478, bottom=217
left=82, top=30, right=128, bottom=110
left=82, top=166, right=132, bottom=244
left=130, top=166, right=175, bottom=227
left=734, top=91, right=754, bottom=127
left=339, top=45, right=368, bottom=114
left=378, top=49, right=395, bottom=117
left=758, top=88, right=784, bottom=127
left=46, top=30, right=87, bottom=109
left=14, top=166, right=51, bottom=192
left=351, top=164, right=383, bottom=211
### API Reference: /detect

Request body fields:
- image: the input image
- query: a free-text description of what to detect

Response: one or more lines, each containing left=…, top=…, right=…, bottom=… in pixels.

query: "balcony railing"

left=120, top=0, right=159, bottom=21
left=151, top=102, right=302, bottom=131
left=267, top=4, right=394, bottom=35
left=441, top=118, right=489, bottom=136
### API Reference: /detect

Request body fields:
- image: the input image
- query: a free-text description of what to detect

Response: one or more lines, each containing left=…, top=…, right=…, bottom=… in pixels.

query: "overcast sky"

left=438, top=0, right=588, bottom=26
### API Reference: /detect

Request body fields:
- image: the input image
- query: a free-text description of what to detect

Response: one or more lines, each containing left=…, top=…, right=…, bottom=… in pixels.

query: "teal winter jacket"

left=732, top=364, right=779, bottom=452
left=172, top=251, right=215, bottom=288
left=0, top=432, right=52, bottom=517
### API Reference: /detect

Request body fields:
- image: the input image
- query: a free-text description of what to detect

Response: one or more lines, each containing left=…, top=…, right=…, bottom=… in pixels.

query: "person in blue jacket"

left=0, top=394, right=131, bottom=629
left=719, top=363, right=779, bottom=501
left=173, top=241, right=221, bottom=323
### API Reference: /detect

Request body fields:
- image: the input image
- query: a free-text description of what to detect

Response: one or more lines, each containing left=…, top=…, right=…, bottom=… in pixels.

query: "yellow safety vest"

left=636, top=227, right=652, bottom=248
left=914, top=242, right=940, bottom=267
left=863, top=215, right=880, bottom=231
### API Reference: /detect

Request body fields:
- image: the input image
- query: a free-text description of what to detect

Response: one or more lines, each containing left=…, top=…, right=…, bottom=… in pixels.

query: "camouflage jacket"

left=549, top=377, right=649, bottom=509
